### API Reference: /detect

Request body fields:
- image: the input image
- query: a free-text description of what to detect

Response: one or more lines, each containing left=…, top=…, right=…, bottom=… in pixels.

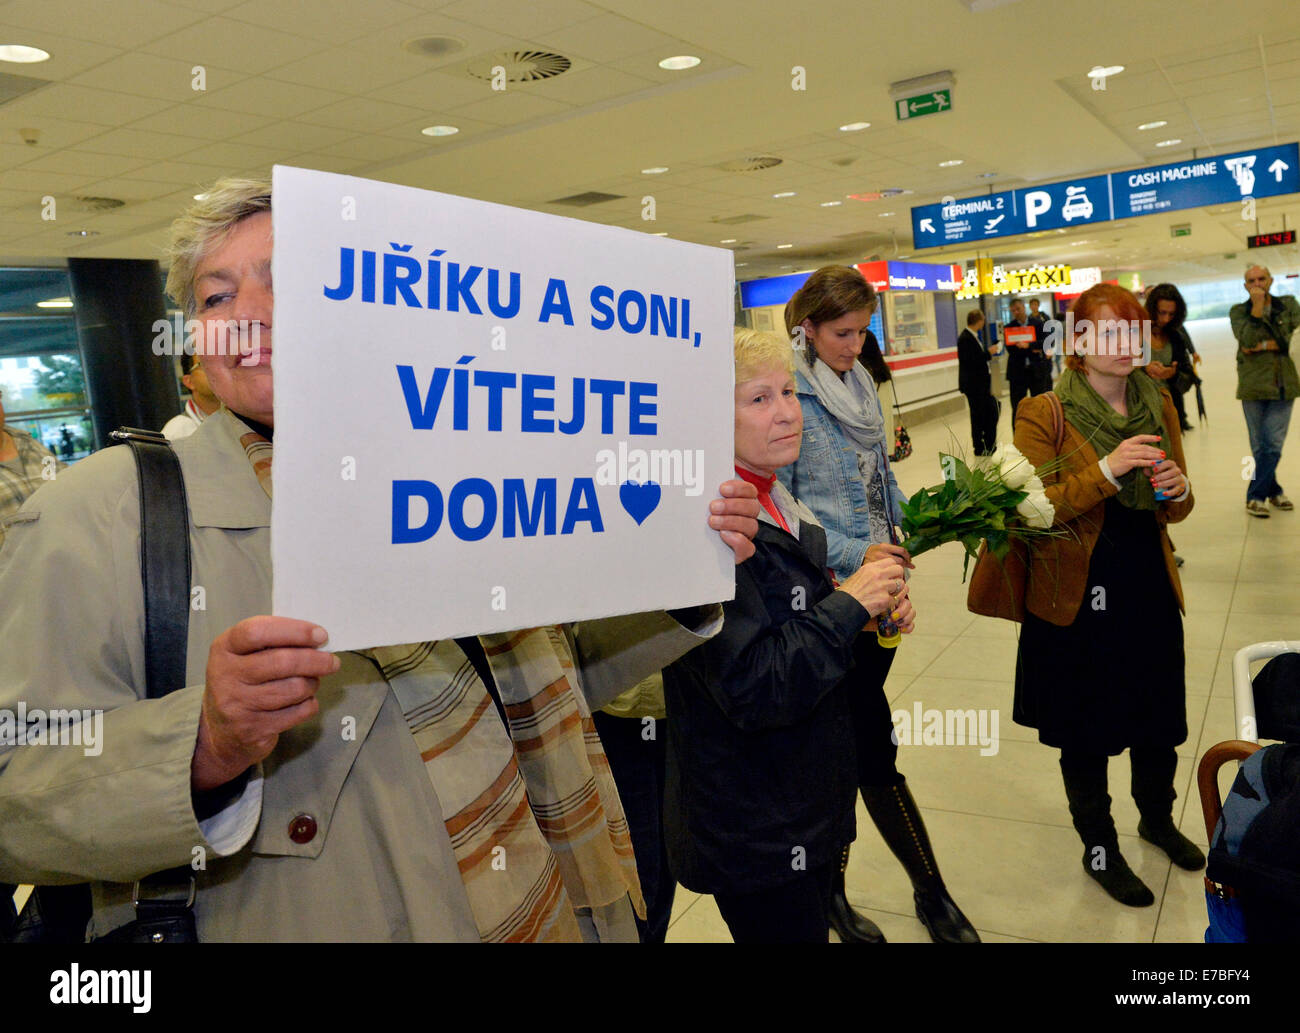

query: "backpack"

left=1206, top=742, right=1300, bottom=943
left=2, top=428, right=193, bottom=943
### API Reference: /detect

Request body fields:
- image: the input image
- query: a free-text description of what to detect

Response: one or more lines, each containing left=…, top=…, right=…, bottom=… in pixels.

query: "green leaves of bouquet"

left=899, top=444, right=1061, bottom=580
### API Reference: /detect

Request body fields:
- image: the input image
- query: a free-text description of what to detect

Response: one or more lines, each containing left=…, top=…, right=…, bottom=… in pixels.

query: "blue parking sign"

left=1016, top=175, right=1111, bottom=232
left=910, top=142, right=1299, bottom=249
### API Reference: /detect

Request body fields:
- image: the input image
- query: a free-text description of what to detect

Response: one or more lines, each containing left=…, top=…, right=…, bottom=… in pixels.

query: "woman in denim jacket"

left=778, top=265, right=978, bottom=944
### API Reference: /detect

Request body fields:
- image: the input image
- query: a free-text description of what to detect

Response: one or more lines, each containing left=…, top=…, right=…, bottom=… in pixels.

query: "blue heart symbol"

left=619, top=481, right=661, bottom=525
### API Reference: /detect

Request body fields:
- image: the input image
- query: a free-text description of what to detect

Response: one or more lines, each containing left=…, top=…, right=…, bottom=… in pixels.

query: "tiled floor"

left=667, top=316, right=1300, bottom=943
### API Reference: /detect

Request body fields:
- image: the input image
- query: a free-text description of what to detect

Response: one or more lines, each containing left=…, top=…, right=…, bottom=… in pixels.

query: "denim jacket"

left=777, top=366, right=905, bottom=582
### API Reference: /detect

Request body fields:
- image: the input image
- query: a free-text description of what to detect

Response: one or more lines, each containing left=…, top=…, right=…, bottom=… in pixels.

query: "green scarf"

left=1055, top=368, right=1168, bottom=510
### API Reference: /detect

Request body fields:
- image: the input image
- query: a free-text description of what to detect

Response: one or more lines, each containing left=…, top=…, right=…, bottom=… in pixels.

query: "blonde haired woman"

left=663, top=328, right=910, bottom=942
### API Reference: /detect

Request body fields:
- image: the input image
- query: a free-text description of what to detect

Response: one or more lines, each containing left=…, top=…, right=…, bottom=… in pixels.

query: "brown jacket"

left=1014, top=387, right=1193, bottom=626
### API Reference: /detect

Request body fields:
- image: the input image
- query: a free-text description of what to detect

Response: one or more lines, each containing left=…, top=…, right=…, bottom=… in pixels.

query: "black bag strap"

left=108, top=428, right=197, bottom=941
left=6, top=429, right=195, bottom=944
left=109, top=428, right=191, bottom=699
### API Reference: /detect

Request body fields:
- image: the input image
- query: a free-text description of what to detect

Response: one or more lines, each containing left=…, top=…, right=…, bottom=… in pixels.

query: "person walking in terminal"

left=1012, top=283, right=1202, bottom=907
left=662, top=329, right=911, bottom=943
left=0, top=178, right=763, bottom=943
left=1230, top=265, right=1300, bottom=518
left=780, top=266, right=979, bottom=944
left=957, top=308, right=999, bottom=455
left=1145, top=284, right=1198, bottom=434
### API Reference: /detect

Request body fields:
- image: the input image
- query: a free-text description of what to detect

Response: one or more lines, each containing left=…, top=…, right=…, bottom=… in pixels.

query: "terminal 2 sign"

left=911, top=142, right=1299, bottom=249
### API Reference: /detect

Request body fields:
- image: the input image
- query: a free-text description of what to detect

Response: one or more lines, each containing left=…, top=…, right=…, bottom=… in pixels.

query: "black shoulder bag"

left=3, top=428, right=197, bottom=943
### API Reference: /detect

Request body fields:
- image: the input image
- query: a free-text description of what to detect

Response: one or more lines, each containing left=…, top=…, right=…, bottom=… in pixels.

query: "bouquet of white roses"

left=898, top=444, right=1060, bottom=579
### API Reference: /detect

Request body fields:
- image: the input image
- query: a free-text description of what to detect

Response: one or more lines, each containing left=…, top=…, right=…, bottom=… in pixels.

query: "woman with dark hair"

left=1145, top=283, right=1199, bottom=432
left=778, top=265, right=979, bottom=944
left=857, top=324, right=896, bottom=425
left=1014, top=283, right=1202, bottom=907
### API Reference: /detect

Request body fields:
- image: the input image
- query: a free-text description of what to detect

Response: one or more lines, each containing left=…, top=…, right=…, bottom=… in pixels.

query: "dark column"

left=67, top=258, right=179, bottom=449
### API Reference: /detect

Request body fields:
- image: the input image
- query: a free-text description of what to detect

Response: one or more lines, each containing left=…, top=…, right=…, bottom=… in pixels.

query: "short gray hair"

left=1245, top=264, right=1271, bottom=279
left=165, top=177, right=272, bottom=318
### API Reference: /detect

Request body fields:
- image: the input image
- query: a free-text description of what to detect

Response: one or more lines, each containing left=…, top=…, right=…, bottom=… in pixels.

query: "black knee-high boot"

left=1130, top=746, right=1205, bottom=870
left=861, top=779, right=980, bottom=943
left=826, top=843, right=885, bottom=943
left=1059, top=752, right=1154, bottom=906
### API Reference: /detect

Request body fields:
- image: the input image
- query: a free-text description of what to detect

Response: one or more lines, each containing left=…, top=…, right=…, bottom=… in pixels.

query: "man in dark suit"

left=957, top=309, right=998, bottom=455
left=1004, top=298, right=1048, bottom=426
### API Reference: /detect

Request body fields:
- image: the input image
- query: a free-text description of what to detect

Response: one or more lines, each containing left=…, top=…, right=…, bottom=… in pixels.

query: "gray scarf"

left=805, top=357, right=894, bottom=544
left=806, top=357, right=886, bottom=452
left=807, top=357, right=886, bottom=480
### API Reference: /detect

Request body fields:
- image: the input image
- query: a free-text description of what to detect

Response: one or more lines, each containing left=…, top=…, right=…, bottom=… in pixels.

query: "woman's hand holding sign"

left=710, top=479, right=761, bottom=563
left=193, top=617, right=340, bottom=792
left=193, top=480, right=758, bottom=793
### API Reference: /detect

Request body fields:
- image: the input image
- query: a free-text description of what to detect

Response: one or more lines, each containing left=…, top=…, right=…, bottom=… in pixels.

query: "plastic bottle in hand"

left=877, top=609, right=902, bottom=649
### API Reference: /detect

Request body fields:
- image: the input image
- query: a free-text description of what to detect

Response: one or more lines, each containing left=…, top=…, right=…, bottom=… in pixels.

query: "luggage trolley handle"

left=1232, top=640, right=1300, bottom=743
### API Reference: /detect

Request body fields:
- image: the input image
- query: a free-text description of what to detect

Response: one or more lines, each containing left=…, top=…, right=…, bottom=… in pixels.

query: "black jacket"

left=1005, top=316, right=1051, bottom=382
left=957, top=327, right=992, bottom=396
left=663, top=501, right=865, bottom=895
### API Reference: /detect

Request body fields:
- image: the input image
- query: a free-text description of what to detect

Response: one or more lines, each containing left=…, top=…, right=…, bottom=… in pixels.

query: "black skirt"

left=1013, top=497, right=1187, bottom=754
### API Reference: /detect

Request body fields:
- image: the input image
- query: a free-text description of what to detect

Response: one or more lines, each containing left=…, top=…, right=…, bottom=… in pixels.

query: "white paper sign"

left=270, top=166, right=735, bottom=651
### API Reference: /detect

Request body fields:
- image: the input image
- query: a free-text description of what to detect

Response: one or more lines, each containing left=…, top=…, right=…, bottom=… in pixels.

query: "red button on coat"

left=288, top=814, right=317, bottom=844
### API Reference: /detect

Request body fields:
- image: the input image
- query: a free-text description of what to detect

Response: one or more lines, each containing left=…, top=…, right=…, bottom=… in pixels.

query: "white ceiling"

left=1, top=0, right=1297, bottom=291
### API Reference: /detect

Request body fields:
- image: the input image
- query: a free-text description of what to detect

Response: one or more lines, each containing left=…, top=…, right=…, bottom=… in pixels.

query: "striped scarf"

left=238, top=428, right=643, bottom=940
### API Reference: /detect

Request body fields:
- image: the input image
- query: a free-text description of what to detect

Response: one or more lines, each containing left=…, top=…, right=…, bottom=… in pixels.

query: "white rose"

left=1015, top=490, right=1055, bottom=529
left=1024, top=474, right=1045, bottom=494
left=997, top=444, right=1034, bottom=490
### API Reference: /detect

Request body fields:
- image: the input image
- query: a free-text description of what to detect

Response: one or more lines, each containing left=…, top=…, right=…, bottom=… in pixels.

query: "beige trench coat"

left=0, top=411, right=720, bottom=941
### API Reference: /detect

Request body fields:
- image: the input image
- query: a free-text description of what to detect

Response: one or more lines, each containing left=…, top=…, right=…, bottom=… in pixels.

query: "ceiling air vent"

left=466, top=50, right=572, bottom=84
left=548, top=191, right=623, bottom=207
left=715, top=156, right=783, bottom=173
left=73, top=196, right=126, bottom=211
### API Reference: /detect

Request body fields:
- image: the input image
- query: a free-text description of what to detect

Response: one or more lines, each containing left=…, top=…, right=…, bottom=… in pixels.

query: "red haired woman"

left=1013, top=284, right=1203, bottom=907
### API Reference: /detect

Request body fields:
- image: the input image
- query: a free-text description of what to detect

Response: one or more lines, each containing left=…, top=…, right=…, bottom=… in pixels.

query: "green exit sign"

left=1171, top=224, right=1192, bottom=238
left=896, top=89, right=952, bottom=121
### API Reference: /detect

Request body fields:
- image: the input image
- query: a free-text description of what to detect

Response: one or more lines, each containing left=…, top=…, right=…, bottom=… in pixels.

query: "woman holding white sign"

left=663, top=329, right=911, bottom=943
left=0, top=178, right=763, bottom=943
left=780, top=265, right=980, bottom=944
